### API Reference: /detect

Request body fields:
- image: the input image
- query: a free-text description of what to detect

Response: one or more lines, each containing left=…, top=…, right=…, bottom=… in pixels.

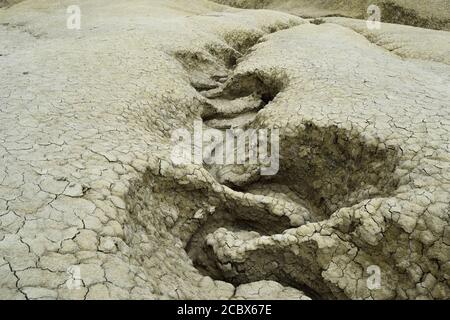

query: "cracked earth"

left=0, top=0, right=449, bottom=300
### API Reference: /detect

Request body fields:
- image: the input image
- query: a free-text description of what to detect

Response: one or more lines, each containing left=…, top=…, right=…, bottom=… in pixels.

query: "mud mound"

left=213, top=0, right=450, bottom=30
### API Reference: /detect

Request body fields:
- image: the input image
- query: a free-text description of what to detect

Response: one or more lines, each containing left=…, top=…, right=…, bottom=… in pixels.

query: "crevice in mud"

left=240, top=122, right=400, bottom=216
left=175, top=38, right=286, bottom=130
left=125, top=121, right=400, bottom=299
left=223, top=30, right=263, bottom=58
left=191, top=243, right=329, bottom=300
left=174, top=29, right=268, bottom=96
left=174, top=23, right=297, bottom=126
left=200, top=72, right=285, bottom=129
left=136, top=22, right=401, bottom=300
left=185, top=206, right=293, bottom=281
left=309, top=18, right=326, bottom=25
left=320, top=13, right=352, bottom=18
left=124, top=166, right=340, bottom=299
left=182, top=125, right=399, bottom=299
left=195, top=228, right=347, bottom=299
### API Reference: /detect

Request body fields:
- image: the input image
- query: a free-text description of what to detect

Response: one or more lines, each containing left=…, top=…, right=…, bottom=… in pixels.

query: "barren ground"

left=0, top=0, right=449, bottom=300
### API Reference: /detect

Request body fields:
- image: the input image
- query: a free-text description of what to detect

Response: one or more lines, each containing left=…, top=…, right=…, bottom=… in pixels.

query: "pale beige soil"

left=0, top=0, right=449, bottom=299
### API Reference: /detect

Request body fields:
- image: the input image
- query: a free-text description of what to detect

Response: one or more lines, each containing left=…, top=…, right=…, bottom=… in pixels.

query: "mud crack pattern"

left=0, top=0, right=449, bottom=300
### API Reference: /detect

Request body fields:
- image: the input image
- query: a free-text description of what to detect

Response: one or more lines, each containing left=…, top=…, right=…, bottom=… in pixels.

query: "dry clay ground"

left=0, top=0, right=449, bottom=299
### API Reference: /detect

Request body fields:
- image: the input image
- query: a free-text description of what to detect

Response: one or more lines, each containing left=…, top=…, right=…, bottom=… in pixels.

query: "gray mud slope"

left=0, top=0, right=449, bottom=300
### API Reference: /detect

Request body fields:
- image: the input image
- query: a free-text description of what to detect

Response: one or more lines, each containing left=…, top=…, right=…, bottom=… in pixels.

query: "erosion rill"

left=0, top=0, right=449, bottom=300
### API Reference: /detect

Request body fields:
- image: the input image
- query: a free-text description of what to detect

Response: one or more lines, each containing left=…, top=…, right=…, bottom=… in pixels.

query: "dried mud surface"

left=0, top=0, right=449, bottom=299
